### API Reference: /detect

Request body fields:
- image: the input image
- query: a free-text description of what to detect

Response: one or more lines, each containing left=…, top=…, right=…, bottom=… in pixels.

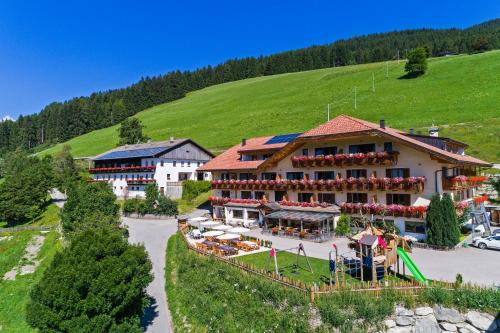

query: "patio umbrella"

left=200, top=221, right=222, bottom=227
left=227, top=227, right=250, bottom=234
left=212, top=225, right=233, bottom=231
left=188, top=216, right=208, bottom=227
left=216, top=233, right=240, bottom=240
left=202, top=230, right=225, bottom=237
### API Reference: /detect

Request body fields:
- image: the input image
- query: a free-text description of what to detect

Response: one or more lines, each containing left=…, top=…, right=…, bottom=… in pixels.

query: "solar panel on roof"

left=264, top=133, right=302, bottom=145
left=94, top=147, right=167, bottom=160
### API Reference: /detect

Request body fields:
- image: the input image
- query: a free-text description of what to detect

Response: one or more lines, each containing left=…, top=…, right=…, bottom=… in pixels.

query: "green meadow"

left=41, top=51, right=500, bottom=161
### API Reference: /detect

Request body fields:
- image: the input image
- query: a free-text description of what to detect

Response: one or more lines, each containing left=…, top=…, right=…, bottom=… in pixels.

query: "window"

left=302, top=148, right=309, bottom=156
left=298, top=192, right=313, bottom=203
left=120, top=175, right=123, bottom=180
left=187, top=162, right=191, bottom=167
left=181, top=162, right=185, bottom=167
left=318, top=193, right=335, bottom=204
left=286, top=172, right=303, bottom=180
left=248, top=211, right=259, bottom=220
left=167, top=174, right=171, bottom=180
left=274, top=191, right=287, bottom=202
left=386, top=194, right=411, bottom=206
left=386, top=168, right=410, bottom=178
left=160, top=187, right=165, bottom=195
left=315, top=146, right=337, bottom=156
left=233, top=210, right=243, bottom=218
left=197, top=162, right=200, bottom=167
left=239, top=173, right=254, bottom=180
left=160, top=160, right=164, bottom=166
left=405, top=221, right=425, bottom=234
left=261, top=172, right=277, bottom=180
left=346, top=169, right=367, bottom=178
left=173, top=161, right=177, bottom=167
left=315, top=171, right=335, bottom=180
left=254, top=191, right=265, bottom=200
left=346, top=192, right=368, bottom=203
left=221, top=190, right=230, bottom=198
left=241, top=191, right=252, bottom=199
left=384, top=142, right=393, bottom=152
left=197, top=172, right=204, bottom=181
left=113, top=175, right=116, bottom=180
left=145, top=174, right=149, bottom=179
left=125, top=175, right=128, bottom=180
left=349, top=143, right=376, bottom=154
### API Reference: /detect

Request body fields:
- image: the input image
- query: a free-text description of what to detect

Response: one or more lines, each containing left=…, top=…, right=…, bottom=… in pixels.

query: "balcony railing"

left=126, top=178, right=156, bottom=185
left=212, top=176, right=426, bottom=192
left=340, top=202, right=427, bottom=219
left=442, top=175, right=487, bottom=190
left=291, top=151, right=399, bottom=168
left=88, top=166, right=156, bottom=173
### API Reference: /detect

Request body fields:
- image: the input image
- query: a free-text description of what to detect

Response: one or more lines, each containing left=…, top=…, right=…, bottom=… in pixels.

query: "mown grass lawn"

left=176, top=191, right=211, bottom=214
left=41, top=51, right=500, bottom=162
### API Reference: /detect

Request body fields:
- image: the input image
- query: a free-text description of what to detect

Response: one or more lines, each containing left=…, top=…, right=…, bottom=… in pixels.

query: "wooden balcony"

left=88, top=166, right=156, bottom=173
left=442, top=176, right=487, bottom=190
left=290, top=151, right=399, bottom=168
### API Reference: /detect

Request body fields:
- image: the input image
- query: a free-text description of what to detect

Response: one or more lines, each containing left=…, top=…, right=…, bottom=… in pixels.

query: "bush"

left=26, top=227, right=153, bottom=332
left=182, top=180, right=211, bottom=201
left=156, top=196, right=178, bottom=216
left=335, top=214, right=351, bottom=236
left=123, top=198, right=140, bottom=215
left=137, top=201, right=149, bottom=216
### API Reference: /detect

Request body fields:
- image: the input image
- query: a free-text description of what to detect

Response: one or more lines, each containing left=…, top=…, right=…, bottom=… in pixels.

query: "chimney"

left=379, top=119, right=385, bottom=129
left=242, top=138, right=247, bottom=146
left=409, top=128, right=414, bottom=135
left=428, top=126, right=439, bottom=137
left=169, top=136, right=175, bottom=143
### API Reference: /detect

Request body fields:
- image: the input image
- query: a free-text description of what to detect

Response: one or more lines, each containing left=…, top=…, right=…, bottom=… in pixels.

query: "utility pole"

left=372, top=73, right=375, bottom=92
left=385, top=62, right=389, bottom=78
left=41, top=126, right=44, bottom=144
left=327, top=103, right=330, bottom=121
left=397, top=50, right=400, bottom=64
left=354, top=87, right=357, bottom=109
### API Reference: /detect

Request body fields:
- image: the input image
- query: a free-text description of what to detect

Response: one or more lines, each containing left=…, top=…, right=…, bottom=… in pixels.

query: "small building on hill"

left=89, top=138, right=214, bottom=199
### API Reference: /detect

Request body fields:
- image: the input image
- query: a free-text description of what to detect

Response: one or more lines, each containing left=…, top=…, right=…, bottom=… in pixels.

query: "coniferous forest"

left=0, top=19, right=499, bottom=155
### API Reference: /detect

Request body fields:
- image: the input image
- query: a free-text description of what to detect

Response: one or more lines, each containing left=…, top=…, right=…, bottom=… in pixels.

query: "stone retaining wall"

left=385, top=305, right=499, bottom=333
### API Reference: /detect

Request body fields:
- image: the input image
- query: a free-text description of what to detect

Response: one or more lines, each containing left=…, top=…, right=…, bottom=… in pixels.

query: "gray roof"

left=92, top=138, right=213, bottom=161
left=265, top=210, right=336, bottom=223
left=360, top=234, right=379, bottom=246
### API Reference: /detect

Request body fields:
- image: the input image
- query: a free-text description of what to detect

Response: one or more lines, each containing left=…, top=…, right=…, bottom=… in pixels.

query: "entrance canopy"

left=265, top=210, right=335, bottom=223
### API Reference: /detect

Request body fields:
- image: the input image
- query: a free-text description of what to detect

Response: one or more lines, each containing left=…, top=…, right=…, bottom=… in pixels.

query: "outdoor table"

left=215, top=245, right=238, bottom=256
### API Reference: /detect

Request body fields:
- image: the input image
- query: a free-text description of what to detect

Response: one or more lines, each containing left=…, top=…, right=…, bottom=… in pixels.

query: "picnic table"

left=214, top=245, right=238, bottom=256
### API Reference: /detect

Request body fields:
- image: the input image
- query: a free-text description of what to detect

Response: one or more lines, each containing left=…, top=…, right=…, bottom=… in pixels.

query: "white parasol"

left=216, top=233, right=241, bottom=240
left=200, top=221, right=222, bottom=227
left=202, top=230, right=225, bottom=237
left=212, top=225, right=233, bottom=231
left=227, top=227, right=250, bottom=234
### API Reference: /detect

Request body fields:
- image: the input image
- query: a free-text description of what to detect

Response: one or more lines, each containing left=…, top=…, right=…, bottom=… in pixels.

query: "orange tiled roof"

left=198, top=136, right=287, bottom=171
left=301, top=115, right=491, bottom=167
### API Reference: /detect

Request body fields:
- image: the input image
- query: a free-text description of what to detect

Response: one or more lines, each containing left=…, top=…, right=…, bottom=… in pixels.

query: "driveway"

left=246, top=229, right=500, bottom=286
left=124, top=216, right=177, bottom=333
left=123, top=209, right=209, bottom=333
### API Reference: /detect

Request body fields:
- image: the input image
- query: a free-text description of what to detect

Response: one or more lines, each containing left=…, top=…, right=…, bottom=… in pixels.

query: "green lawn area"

left=0, top=203, right=60, bottom=229
left=40, top=51, right=500, bottom=162
left=236, top=250, right=406, bottom=287
left=0, top=230, right=61, bottom=332
left=176, top=191, right=211, bottom=214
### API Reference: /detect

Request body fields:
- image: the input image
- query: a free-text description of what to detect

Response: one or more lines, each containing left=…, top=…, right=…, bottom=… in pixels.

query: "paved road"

left=124, top=217, right=178, bottom=333
left=246, top=229, right=500, bottom=286
left=123, top=208, right=209, bottom=333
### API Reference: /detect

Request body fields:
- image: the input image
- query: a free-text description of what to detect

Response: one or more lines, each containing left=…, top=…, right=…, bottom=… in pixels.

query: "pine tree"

left=440, top=193, right=460, bottom=246
left=426, top=194, right=444, bottom=246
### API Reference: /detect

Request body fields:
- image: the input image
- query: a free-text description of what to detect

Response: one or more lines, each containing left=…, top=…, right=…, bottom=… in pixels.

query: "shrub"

left=182, top=180, right=211, bottom=201
left=26, top=227, right=152, bottom=332
left=335, top=214, right=351, bottom=236
left=426, top=194, right=444, bottom=246
left=156, top=196, right=178, bottom=216
left=404, top=47, right=428, bottom=76
left=441, top=193, right=460, bottom=246
left=137, top=201, right=149, bottom=216
left=123, top=198, right=140, bottom=215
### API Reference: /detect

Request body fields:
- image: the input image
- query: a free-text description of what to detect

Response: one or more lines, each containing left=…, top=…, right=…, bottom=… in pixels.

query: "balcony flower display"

left=324, top=154, right=334, bottom=165
left=468, top=176, right=487, bottom=184
left=341, top=202, right=427, bottom=218
left=353, top=153, right=365, bottom=164
left=473, top=195, right=489, bottom=205
left=315, top=155, right=325, bottom=166
left=307, top=156, right=316, bottom=166
left=451, top=175, right=467, bottom=183
left=291, top=151, right=399, bottom=168
left=366, top=152, right=377, bottom=163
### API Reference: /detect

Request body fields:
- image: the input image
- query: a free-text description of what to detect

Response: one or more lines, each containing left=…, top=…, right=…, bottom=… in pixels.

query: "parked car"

left=492, top=229, right=500, bottom=236
left=472, top=235, right=500, bottom=250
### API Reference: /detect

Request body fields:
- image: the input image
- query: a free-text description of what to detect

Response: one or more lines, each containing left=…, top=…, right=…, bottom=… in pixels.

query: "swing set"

left=266, top=243, right=314, bottom=276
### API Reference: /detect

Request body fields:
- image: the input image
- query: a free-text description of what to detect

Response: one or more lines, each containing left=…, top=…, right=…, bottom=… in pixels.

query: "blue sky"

left=0, top=0, right=498, bottom=119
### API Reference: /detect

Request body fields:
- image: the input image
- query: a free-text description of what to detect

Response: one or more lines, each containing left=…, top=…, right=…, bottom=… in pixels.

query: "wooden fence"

left=178, top=226, right=491, bottom=303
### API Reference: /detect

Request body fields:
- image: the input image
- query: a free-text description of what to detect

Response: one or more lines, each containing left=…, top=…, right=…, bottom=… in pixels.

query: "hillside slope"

left=42, top=51, right=500, bottom=161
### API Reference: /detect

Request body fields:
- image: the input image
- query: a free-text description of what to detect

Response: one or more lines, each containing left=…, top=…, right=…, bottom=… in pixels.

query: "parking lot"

left=246, top=228, right=500, bottom=286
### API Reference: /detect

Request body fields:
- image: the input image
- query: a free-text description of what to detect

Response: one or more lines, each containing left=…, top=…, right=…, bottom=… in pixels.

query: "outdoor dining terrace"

left=442, top=175, right=487, bottom=190
left=88, top=165, right=157, bottom=173
left=290, top=151, right=399, bottom=168
left=211, top=176, right=426, bottom=192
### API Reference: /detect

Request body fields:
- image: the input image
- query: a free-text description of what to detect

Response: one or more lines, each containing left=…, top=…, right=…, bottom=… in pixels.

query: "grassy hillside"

left=42, top=51, right=500, bottom=161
